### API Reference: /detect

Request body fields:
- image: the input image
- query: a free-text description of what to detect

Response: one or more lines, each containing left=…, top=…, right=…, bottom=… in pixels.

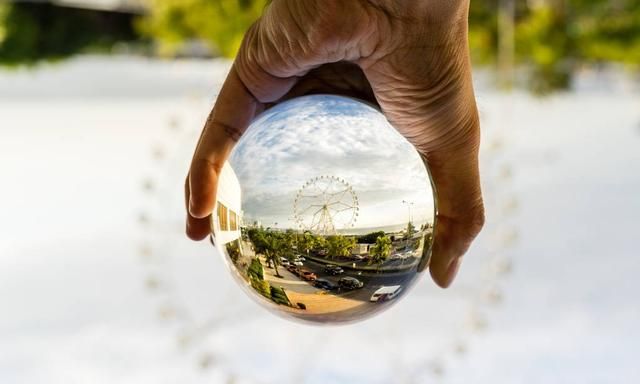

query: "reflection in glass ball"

left=211, top=95, right=435, bottom=324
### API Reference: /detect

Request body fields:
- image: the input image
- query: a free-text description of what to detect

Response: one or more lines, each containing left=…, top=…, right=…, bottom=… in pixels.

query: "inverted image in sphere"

left=212, top=95, right=435, bottom=324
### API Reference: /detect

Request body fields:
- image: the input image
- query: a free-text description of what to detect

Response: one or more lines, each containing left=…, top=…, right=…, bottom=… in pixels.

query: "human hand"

left=185, top=0, right=484, bottom=288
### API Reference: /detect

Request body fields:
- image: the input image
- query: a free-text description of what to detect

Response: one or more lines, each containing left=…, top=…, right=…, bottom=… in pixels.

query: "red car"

left=286, top=265, right=300, bottom=275
left=300, top=270, right=317, bottom=281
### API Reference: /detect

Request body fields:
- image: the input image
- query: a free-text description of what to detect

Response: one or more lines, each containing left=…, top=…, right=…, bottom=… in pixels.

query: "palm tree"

left=369, top=235, right=392, bottom=269
left=327, top=235, right=356, bottom=259
left=263, top=233, right=283, bottom=278
left=299, top=231, right=316, bottom=255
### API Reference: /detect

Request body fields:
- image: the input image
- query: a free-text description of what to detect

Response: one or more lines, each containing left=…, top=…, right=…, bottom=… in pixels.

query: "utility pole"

left=402, top=200, right=414, bottom=224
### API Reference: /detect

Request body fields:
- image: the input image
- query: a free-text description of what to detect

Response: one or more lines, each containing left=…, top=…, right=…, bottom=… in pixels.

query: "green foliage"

left=369, top=235, right=392, bottom=266
left=250, top=277, right=271, bottom=298
left=0, top=3, right=137, bottom=66
left=3, top=1, right=639, bottom=90
left=298, top=231, right=317, bottom=255
left=138, top=0, right=268, bottom=57
left=247, top=257, right=264, bottom=281
left=469, top=0, right=640, bottom=93
left=326, top=235, right=356, bottom=259
left=247, top=227, right=285, bottom=276
left=357, top=231, right=386, bottom=244
left=403, top=222, right=416, bottom=240
left=269, top=285, right=291, bottom=306
left=225, top=240, right=241, bottom=264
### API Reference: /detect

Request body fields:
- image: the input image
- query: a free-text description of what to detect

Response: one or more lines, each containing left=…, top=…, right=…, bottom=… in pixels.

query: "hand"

left=185, top=0, right=484, bottom=288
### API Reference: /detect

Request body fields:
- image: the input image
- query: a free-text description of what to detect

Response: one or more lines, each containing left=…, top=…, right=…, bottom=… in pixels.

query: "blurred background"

left=1, top=1, right=639, bottom=383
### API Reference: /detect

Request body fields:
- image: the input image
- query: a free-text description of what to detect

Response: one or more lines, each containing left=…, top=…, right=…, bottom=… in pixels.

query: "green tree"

left=263, top=233, right=283, bottom=278
left=138, top=0, right=268, bottom=58
left=326, top=235, right=356, bottom=259
left=247, top=257, right=264, bottom=281
left=298, top=231, right=317, bottom=255
left=468, top=0, right=640, bottom=94
left=269, top=285, right=291, bottom=306
left=314, top=235, right=327, bottom=251
left=404, top=222, right=416, bottom=240
left=0, top=3, right=137, bottom=66
left=247, top=228, right=282, bottom=277
left=369, top=235, right=392, bottom=267
left=357, top=231, right=386, bottom=244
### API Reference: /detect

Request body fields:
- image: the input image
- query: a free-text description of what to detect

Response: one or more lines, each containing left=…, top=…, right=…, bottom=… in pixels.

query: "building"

left=213, top=162, right=242, bottom=246
left=351, top=243, right=371, bottom=256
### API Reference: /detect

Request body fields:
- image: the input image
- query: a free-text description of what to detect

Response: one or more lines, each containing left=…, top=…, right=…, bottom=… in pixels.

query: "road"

left=261, top=256, right=417, bottom=305
left=302, top=258, right=417, bottom=302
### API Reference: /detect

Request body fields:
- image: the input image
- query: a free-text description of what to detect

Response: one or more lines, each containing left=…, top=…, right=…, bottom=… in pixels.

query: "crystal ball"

left=212, top=94, right=435, bottom=324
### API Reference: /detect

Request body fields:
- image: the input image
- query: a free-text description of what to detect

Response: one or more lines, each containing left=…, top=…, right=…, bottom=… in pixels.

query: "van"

left=370, top=285, right=403, bottom=302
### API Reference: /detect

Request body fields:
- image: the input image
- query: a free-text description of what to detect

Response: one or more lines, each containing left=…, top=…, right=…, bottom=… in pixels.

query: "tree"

left=357, top=231, right=386, bottom=244
left=369, top=235, right=392, bottom=267
left=138, top=0, right=268, bottom=58
left=314, top=235, right=327, bottom=251
left=298, top=231, right=316, bottom=255
left=0, top=3, right=138, bottom=66
left=262, top=233, right=283, bottom=278
left=468, top=0, right=640, bottom=94
left=404, top=222, right=416, bottom=240
left=247, top=257, right=264, bottom=281
left=247, top=228, right=283, bottom=277
left=269, top=285, right=291, bottom=306
left=326, top=235, right=356, bottom=259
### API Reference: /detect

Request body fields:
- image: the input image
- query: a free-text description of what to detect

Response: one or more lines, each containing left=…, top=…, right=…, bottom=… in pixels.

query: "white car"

left=370, top=285, right=403, bottom=302
left=292, top=261, right=303, bottom=267
left=280, top=259, right=290, bottom=267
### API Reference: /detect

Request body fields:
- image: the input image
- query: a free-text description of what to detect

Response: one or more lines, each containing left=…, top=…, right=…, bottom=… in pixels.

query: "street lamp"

left=402, top=200, right=414, bottom=223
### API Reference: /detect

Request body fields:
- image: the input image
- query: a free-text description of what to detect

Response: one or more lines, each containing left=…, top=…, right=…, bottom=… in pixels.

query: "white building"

left=212, top=162, right=242, bottom=246
left=351, top=243, right=371, bottom=256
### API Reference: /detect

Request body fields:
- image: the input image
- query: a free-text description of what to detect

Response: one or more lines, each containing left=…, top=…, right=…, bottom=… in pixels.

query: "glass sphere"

left=212, top=94, right=435, bottom=324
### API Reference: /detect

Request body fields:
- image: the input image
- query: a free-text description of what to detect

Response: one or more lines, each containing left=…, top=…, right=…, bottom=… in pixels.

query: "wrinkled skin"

left=185, top=0, right=484, bottom=288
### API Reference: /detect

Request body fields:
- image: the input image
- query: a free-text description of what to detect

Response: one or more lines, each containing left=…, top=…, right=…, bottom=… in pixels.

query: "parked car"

left=295, top=256, right=306, bottom=262
left=351, top=255, right=365, bottom=261
left=313, top=278, right=337, bottom=291
left=292, top=260, right=304, bottom=267
left=280, top=259, right=290, bottom=267
left=370, top=285, right=403, bottom=302
left=323, top=265, right=344, bottom=275
left=286, top=265, right=300, bottom=275
left=300, top=270, right=317, bottom=281
left=338, top=276, right=364, bottom=290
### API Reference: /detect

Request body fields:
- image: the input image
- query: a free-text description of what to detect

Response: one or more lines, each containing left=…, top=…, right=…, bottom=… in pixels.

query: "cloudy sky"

left=229, top=95, right=434, bottom=231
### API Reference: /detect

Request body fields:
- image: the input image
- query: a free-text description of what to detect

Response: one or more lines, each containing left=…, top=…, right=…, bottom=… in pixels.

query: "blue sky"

left=229, top=95, right=435, bottom=231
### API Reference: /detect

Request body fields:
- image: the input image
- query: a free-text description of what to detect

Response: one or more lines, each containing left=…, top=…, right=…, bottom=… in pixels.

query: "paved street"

left=255, top=253, right=416, bottom=323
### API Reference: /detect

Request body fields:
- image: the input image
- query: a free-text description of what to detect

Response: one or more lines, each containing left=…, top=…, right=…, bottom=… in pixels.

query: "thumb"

left=425, top=131, right=485, bottom=287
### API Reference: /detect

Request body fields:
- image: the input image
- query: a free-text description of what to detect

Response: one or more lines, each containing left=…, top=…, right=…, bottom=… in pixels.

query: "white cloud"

left=230, top=95, right=434, bottom=230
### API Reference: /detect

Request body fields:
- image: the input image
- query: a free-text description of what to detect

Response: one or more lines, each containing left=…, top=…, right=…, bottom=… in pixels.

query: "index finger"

left=187, top=66, right=259, bottom=222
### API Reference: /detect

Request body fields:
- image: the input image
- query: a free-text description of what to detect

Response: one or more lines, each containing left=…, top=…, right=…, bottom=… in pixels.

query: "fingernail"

left=444, top=257, right=462, bottom=287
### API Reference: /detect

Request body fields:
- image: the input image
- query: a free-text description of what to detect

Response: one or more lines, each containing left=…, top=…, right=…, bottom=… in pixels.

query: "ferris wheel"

left=293, top=176, right=359, bottom=235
